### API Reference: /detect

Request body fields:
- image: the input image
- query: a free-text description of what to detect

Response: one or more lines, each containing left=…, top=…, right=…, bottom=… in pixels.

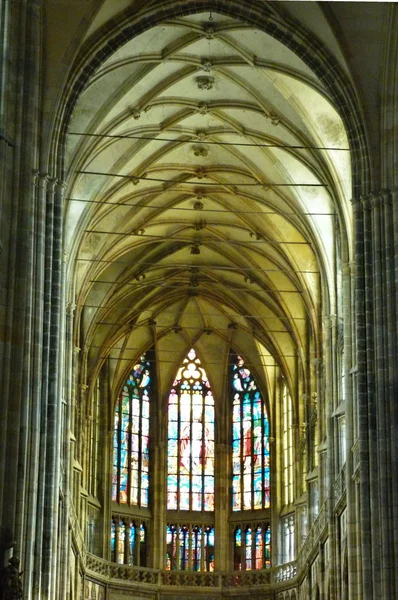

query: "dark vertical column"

left=354, top=190, right=398, bottom=599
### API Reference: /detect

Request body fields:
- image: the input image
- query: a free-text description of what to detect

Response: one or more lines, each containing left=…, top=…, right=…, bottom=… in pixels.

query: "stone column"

left=354, top=189, right=398, bottom=599
left=323, top=316, right=338, bottom=600
left=151, top=441, right=166, bottom=569
left=215, top=443, right=229, bottom=571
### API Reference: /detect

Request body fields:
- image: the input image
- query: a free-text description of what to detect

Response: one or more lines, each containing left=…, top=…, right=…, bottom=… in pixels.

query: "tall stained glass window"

left=231, top=355, right=270, bottom=511
left=167, top=349, right=215, bottom=512
left=112, top=355, right=151, bottom=506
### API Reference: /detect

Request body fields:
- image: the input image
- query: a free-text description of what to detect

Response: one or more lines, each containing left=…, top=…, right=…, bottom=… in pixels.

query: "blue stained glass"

left=231, top=354, right=270, bottom=511
left=245, top=528, right=252, bottom=570
left=112, top=354, right=152, bottom=507
left=167, top=349, right=215, bottom=511
left=111, top=520, right=116, bottom=554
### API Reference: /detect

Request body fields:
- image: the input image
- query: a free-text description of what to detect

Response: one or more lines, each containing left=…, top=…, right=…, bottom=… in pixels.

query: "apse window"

left=112, top=356, right=151, bottom=507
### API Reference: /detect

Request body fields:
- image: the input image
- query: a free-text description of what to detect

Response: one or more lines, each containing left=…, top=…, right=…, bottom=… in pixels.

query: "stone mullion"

left=363, top=197, right=383, bottom=599
left=36, top=173, right=55, bottom=600
left=100, top=363, right=111, bottom=561
left=388, top=189, right=398, bottom=592
left=52, top=183, right=67, bottom=600
left=354, top=198, right=374, bottom=600
left=214, top=443, right=228, bottom=571
left=23, top=171, right=47, bottom=600
left=372, top=193, right=393, bottom=597
left=343, top=261, right=360, bottom=600
left=382, top=191, right=398, bottom=595
left=323, top=316, right=337, bottom=600
left=152, top=441, right=166, bottom=569
left=58, top=301, right=75, bottom=600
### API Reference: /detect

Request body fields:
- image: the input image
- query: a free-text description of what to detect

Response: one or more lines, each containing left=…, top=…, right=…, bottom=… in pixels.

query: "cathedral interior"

left=0, top=1, right=397, bottom=599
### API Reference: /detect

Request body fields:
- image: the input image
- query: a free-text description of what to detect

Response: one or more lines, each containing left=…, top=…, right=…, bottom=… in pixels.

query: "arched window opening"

left=166, top=524, right=215, bottom=571
left=282, top=383, right=294, bottom=506
left=112, top=355, right=151, bottom=507
left=231, top=354, right=270, bottom=511
left=167, top=348, right=215, bottom=512
left=282, top=515, right=295, bottom=562
left=233, top=523, right=271, bottom=570
left=111, top=519, right=116, bottom=562
left=118, top=519, right=125, bottom=564
left=110, top=519, right=148, bottom=566
left=234, top=527, right=242, bottom=570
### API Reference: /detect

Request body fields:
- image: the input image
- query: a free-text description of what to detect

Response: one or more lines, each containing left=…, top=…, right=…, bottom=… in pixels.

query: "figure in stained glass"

left=112, top=354, right=152, bottom=507
left=231, top=354, right=270, bottom=511
left=167, top=349, right=214, bottom=512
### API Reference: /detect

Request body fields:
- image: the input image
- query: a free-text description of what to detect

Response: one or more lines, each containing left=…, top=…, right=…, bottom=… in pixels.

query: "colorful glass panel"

left=204, top=526, right=215, bottom=572
left=112, top=355, right=151, bottom=507
left=111, top=520, right=116, bottom=562
left=265, top=526, right=271, bottom=568
left=255, top=526, right=263, bottom=569
left=129, top=522, right=136, bottom=565
left=118, top=520, right=125, bottom=564
left=231, top=354, right=270, bottom=511
left=166, top=524, right=214, bottom=571
left=245, top=527, right=252, bottom=570
left=167, top=349, right=215, bottom=511
left=234, top=527, right=242, bottom=570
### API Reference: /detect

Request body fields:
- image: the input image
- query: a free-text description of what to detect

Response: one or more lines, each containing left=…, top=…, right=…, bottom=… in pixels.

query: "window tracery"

left=231, top=354, right=270, bottom=511
left=112, top=356, right=151, bottom=507
left=167, top=349, right=215, bottom=512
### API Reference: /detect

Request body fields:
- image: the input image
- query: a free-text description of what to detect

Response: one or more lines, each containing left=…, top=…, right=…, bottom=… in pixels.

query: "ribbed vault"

left=64, top=10, right=352, bottom=403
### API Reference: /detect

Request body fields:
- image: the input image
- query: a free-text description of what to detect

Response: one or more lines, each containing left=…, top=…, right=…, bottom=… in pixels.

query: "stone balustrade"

left=85, top=554, right=297, bottom=590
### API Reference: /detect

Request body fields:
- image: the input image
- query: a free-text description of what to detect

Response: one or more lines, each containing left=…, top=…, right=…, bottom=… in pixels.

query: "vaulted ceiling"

left=64, top=9, right=352, bottom=403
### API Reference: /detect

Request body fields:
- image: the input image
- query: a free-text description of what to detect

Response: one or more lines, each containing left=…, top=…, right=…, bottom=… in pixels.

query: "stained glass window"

left=167, top=348, right=215, bottom=512
left=118, top=520, right=125, bottom=564
left=255, top=526, right=263, bottom=569
left=112, top=355, right=151, bottom=507
left=110, top=519, right=147, bottom=566
left=234, top=523, right=271, bottom=570
left=129, top=521, right=136, bottom=565
left=234, top=523, right=271, bottom=571
left=231, top=354, right=270, bottom=511
left=166, top=524, right=214, bottom=571
left=234, top=527, right=242, bottom=570
left=245, top=527, right=252, bottom=570
left=111, top=519, right=116, bottom=562
left=265, top=526, right=271, bottom=568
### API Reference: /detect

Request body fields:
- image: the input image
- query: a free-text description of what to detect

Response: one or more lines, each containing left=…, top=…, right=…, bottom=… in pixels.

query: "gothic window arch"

left=231, top=354, right=270, bottom=511
left=167, top=348, right=215, bottom=512
left=112, top=355, right=151, bottom=507
left=166, top=348, right=215, bottom=571
left=282, top=382, right=294, bottom=506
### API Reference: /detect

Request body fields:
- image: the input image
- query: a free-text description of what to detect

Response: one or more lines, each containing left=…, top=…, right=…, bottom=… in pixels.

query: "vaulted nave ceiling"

left=64, top=10, right=352, bottom=399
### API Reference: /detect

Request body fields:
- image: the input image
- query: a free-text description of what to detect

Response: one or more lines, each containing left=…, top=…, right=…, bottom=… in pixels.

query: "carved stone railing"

left=274, top=562, right=296, bottom=583
left=161, top=570, right=220, bottom=588
left=222, top=568, right=272, bottom=587
left=85, top=554, right=297, bottom=591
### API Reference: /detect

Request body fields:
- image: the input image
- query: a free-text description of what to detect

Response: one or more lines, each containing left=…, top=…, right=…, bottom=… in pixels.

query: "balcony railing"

left=85, top=554, right=297, bottom=590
